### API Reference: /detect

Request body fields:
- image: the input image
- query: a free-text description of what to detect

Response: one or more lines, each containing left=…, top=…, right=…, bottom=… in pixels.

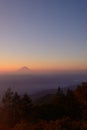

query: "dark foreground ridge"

left=0, top=82, right=87, bottom=130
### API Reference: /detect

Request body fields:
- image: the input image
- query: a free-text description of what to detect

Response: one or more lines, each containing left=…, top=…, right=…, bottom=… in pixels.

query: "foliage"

left=0, top=82, right=87, bottom=129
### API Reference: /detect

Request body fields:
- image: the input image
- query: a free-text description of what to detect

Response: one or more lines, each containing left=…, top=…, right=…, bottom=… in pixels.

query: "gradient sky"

left=0, top=0, right=87, bottom=72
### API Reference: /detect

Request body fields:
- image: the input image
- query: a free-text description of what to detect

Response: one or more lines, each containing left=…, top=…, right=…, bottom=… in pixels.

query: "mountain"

left=16, top=66, right=31, bottom=74
left=31, top=89, right=57, bottom=101
left=31, top=85, right=77, bottom=102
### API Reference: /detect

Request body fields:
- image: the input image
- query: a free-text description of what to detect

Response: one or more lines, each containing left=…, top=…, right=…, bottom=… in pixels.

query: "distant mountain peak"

left=20, top=66, right=30, bottom=70
left=17, top=66, right=31, bottom=74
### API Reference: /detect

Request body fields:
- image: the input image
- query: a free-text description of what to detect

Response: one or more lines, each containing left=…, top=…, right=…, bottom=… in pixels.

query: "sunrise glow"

left=0, top=0, right=87, bottom=73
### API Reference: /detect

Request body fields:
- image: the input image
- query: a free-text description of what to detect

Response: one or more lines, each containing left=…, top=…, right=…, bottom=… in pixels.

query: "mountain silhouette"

left=17, top=66, right=31, bottom=74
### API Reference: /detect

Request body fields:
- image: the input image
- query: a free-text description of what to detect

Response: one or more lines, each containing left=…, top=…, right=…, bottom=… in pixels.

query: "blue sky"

left=0, top=0, right=87, bottom=71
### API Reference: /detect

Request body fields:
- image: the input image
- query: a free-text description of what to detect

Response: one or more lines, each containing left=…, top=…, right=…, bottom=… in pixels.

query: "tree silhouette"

left=20, top=93, right=33, bottom=120
left=2, top=88, right=14, bottom=126
left=75, top=82, right=87, bottom=120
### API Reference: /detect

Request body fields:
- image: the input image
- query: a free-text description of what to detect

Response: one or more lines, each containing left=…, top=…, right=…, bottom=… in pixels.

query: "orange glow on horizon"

left=0, top=59, right=87, bottom=72
left=0, top=63, right=87, bottom=73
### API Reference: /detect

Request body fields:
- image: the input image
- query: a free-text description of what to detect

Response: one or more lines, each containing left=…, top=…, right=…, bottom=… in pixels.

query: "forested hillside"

left=0, top=82, right=87, bottom=130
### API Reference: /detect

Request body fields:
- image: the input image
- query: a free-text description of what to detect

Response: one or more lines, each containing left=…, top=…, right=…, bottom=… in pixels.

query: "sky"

left=0, top=0, right=87, bottom=72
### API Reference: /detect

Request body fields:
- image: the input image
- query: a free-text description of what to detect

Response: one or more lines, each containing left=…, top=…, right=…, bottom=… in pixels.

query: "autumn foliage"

left=0, top=82, right=87, bottom=130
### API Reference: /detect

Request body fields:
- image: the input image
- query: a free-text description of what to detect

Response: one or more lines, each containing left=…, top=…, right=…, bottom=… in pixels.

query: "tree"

left=75, top=82, right=87, bottom=120
left=2, top=88, right=13, bottom=109
left=20, top=94, right=33, bottom=120
left=75, top=82, right=87, bottom=106
left=12, top=92, right=21, bottom=125
left=2, top=88, right=14, bottom=126
left=65, top=89, right=81, bottom=119
left=2, top=88, right=33, bottom=126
